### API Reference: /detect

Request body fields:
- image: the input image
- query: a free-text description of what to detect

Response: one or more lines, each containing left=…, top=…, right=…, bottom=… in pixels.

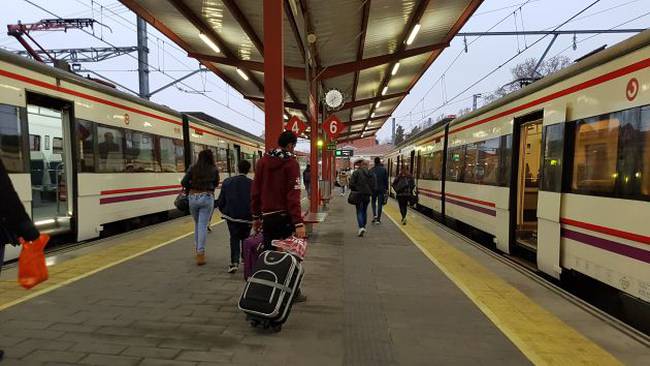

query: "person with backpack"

left=349, top=159, right=376, bottom=237
left=392, top=169, right=415, bottom=225
left=0, top=158, right=41, bottom=362
left=216, top=159, right=253, bottom=273
left=303, top=164, right=311, bottom=195
left=369, top=157, right=388, bottom=225
left=181, top=149, right=220, bottom=265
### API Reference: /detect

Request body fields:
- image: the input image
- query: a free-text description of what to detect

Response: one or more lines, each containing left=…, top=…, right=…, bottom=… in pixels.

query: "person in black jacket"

left=302, top=164, right=311, bottom=195
left=369, top=157, right=388, bottom=225
left=0, top=157, right=40, bottom=362
left=392, top=169, right=415, bottom=225
left=349, top=159, right=376, bottom=237
left=216, top=160, right=252, bottom=273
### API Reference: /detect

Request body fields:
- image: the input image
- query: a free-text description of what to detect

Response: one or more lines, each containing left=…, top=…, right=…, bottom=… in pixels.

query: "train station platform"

left=0, top=198, right=648, bottom=365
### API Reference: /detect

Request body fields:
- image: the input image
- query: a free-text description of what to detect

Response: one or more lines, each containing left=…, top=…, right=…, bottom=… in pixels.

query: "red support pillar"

left=309, top=88, right=319, bottom=213
left=263, top=0, right=284, bottom=148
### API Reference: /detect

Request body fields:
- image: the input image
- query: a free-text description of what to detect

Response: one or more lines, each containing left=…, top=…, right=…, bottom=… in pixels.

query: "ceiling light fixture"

left=371, top=112, right=375, bottom=118
left=236, top=68, right=249, bottom=81
left=375, top=101, right=381, bottom=108
left=391, top=62, right=400, bottom=76
left=199, top=32, right=220, bottom=54
left=406, top=23, right=421, bottom=45
left=381, top=86, right=388, bottom=95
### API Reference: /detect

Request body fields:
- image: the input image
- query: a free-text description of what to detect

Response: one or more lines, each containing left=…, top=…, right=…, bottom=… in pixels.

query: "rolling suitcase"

left=238, top=250, right=303, bottom=332
left=242, top=233, right=264, bottom=280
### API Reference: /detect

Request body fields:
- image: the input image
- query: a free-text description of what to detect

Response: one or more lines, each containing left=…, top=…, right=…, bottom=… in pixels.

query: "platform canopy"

left=120, top=0, right=482, bottom=142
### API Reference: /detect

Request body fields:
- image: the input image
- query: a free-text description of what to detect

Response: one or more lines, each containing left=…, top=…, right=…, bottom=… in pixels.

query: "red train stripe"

left=560, top=218, right=650, bottom=245
left=101, top=185, right=182, bottom=196
left=445, top=192, right=496, bottom=207
left=449, top=58, right=650, bottom=135
left=99, top=189, right=181, bottom=204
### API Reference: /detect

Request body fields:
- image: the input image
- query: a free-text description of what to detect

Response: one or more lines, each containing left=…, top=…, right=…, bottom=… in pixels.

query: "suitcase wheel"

left=271, top=324, right=282, bottom=333
left=249, top=319, right=261, bottom=328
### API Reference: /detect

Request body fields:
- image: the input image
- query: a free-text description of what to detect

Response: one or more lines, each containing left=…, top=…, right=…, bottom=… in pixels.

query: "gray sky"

left=1, top=0, right=648, bottom=151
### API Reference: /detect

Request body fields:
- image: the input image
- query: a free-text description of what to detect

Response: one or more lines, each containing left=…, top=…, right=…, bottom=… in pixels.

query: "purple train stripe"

left=561, top=228, right=650, bottom=264
left=446, top=198, right=496, bottom=217
left=100, top=189, right=181, bottom=204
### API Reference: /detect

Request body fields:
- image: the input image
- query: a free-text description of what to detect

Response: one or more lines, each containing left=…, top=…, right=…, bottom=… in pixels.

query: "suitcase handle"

left=248, top=277, right=294, bottom=294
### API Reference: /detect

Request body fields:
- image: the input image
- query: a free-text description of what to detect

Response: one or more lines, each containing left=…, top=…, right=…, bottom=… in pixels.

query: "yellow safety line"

left=382, top=203, right=621, bottom=366
left=0, top=219, right=223, bottom=312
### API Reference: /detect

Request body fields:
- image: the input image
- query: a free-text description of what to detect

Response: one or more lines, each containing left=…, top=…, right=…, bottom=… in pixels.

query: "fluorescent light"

left=236, top=68, right=249, bottom=81
left=382, top=86, right=388, bottom=95
left=406, top=23, right=421, bottom=45
left=199, top=32, right=220, bottom=54
left=284, top=114, right=289, bottom=120
left=391, top=62, right=400, bottom=76
left=375, top=101, right=381, bottom=108
left=371, top=112, right=375, bottom=118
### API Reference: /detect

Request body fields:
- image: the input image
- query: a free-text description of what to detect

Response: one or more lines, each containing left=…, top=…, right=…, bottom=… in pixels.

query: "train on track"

left=385, top=30, right=650, bottom=308
left=0, top=48, right=271, bottom=262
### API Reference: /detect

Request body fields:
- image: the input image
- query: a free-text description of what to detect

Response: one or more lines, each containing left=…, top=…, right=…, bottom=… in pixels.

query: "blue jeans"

left=371, top=191, right=385, bottom=221
left=189, top=193, right=214, bottom=254
left=356, top=199, right=369, bottom=228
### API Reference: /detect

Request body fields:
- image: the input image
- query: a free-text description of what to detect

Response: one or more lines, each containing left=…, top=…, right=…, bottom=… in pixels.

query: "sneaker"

left=227, top=264, right=238, bottom=273
left=374, top=219, right=381, bottom=225
left=358, top=228, right=366, bottom=237
left=196, top=253, right=206, bottom=266
left=401, top=217, right=407, bottom=225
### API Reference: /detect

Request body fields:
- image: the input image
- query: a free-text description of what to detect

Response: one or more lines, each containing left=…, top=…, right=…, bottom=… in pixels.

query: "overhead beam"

left=188, top=53, right=306, bottom=80
left=340, top=92, right=407, bottom=111
left=345, top=114, right=392, bottom=127
left=221, top=0, right=304, bottom=118
left=166, top=0, right=265, bottom=94
left=244, top=96, right=307, bottom=110
left=317, top=42, right=448, bottom=80
left=284, top=0, right=307, bottom=64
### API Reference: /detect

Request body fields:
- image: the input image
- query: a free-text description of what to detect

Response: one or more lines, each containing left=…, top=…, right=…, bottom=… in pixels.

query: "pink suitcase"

left=242, top=233, right=264, bottom=280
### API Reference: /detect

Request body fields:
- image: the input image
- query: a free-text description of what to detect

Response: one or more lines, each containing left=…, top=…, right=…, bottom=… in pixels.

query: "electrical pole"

left=391, top=117, right=396, bottom=144
left=472, top=93, right=482, bottom=110
left=136, top=16, right=150, bottom=99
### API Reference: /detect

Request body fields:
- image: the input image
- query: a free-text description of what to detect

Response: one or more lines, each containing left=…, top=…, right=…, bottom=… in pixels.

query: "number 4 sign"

left=323, top=114, right=345, bottom=140
left=286, top=116, right=307, bottom=136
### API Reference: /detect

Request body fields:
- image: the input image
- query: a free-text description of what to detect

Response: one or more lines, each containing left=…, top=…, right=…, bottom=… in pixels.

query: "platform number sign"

left=323, top=114, right=344, bottom=140
left=286, top=116, right=307, bottom=136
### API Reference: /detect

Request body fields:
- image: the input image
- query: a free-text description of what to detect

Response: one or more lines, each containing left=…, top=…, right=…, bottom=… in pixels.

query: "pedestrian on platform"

left=338, top=169, right=349, bottom=196
left=303, top=164, right=311, bottom=196
left=392, top=169, right=415, bottom=225
left=0, top=158, right=41, bottom=362
left=216, top=159, right=253, bottom=274
left=369, top=157, right=388, bottom=225
left=182, top=149, right=220, bottom=265
left=349, top=159, right=376, bottom=237
left=251, top=131, right=307, bottom=303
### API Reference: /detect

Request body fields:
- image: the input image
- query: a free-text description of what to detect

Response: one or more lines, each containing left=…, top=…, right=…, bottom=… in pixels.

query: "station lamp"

left=199, top=32, right=220, bottom=54
left=406, top=23, right=421, bottom=45
left=391, top=62, right=400, bottom=76
left=236, top=68, right=249, bottom=81
left=317, top=139, right=324, bottom=148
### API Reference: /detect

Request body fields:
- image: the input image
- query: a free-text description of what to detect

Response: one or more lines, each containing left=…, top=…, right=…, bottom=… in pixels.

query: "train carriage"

left=385, top=29, right=650, bottom=305
left=0, top=48, right=264, bottom=262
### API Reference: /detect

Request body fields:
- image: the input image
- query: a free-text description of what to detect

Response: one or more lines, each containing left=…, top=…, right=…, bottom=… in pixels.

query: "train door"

left=409, top=150, right=416, bottom=174
left=26, top=94, right=75, bottom=235
left=233, top=144, right=241, bottom=169
left=512, top=111, right=543, bottom=252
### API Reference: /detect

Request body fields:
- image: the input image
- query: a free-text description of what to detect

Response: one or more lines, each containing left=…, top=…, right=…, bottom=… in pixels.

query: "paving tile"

left=138, top=359, right=198, bottom=366
left=22, top=350, right=86, bottom=363
left=122, top=346, right=180, bottom=359
left=78, top=353, right=141, bottom=366
left=69, top=342, right=128, bottom=355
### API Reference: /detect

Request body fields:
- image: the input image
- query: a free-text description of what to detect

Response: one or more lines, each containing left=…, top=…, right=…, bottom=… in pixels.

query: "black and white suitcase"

left=238, top=250, right=303, bottom=332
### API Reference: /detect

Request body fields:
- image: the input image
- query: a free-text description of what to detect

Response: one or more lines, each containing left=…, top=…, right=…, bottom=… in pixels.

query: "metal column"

left=136, top=16, right=150, bottom=99
left=263, top=0, right=284, bottom=148
left=309, top=88, right=320, bottom=213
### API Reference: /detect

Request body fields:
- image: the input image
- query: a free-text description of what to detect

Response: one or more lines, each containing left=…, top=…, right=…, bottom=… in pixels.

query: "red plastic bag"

left=18, top=234, right=50, bottom=289
left=272, top=236, right=308, bottom=261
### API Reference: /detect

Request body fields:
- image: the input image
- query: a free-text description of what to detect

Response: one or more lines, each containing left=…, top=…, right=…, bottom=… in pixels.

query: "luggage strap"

left=248, top=277, right=293, bottom=294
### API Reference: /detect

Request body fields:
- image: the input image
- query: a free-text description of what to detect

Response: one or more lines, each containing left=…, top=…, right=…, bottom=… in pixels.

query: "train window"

left=216, top=147, right=228, bottom=174
left=29, top=134, right=41, bottom=151
left=446, top=145, right=465, bottom=182
left=462, top=143, right=478, bottom=183
left=420, top=152, right=434, bottom=180
left=497, top=135, right=513, bottom=186
left=97, top=125, right=125, bottom=172
left=159, top=137, right=184, bottom=172
left=124, top=131, right=158, bottom=172
left=77, top=120, right=96, bottom=172
left=641, top=107, right=650, bottom=196
left=571, top=115, right=620, bottom=194
left=191, top=143, right=207, bottom=164
left=0, top=104, right=25, bottom=173
left=540, top=124, right=565, bottom=192
left=476, top=138, right=500, bottom=185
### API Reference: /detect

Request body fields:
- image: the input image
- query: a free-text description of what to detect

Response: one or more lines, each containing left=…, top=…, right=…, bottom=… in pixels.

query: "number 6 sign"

left=323, top=114, right=345, bottom=140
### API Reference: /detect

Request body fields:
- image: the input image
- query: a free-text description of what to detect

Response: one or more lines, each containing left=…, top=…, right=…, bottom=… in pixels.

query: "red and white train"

left=385, top=30, right=650, bottom=305
left=0, top=48, right=265, bottom=262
